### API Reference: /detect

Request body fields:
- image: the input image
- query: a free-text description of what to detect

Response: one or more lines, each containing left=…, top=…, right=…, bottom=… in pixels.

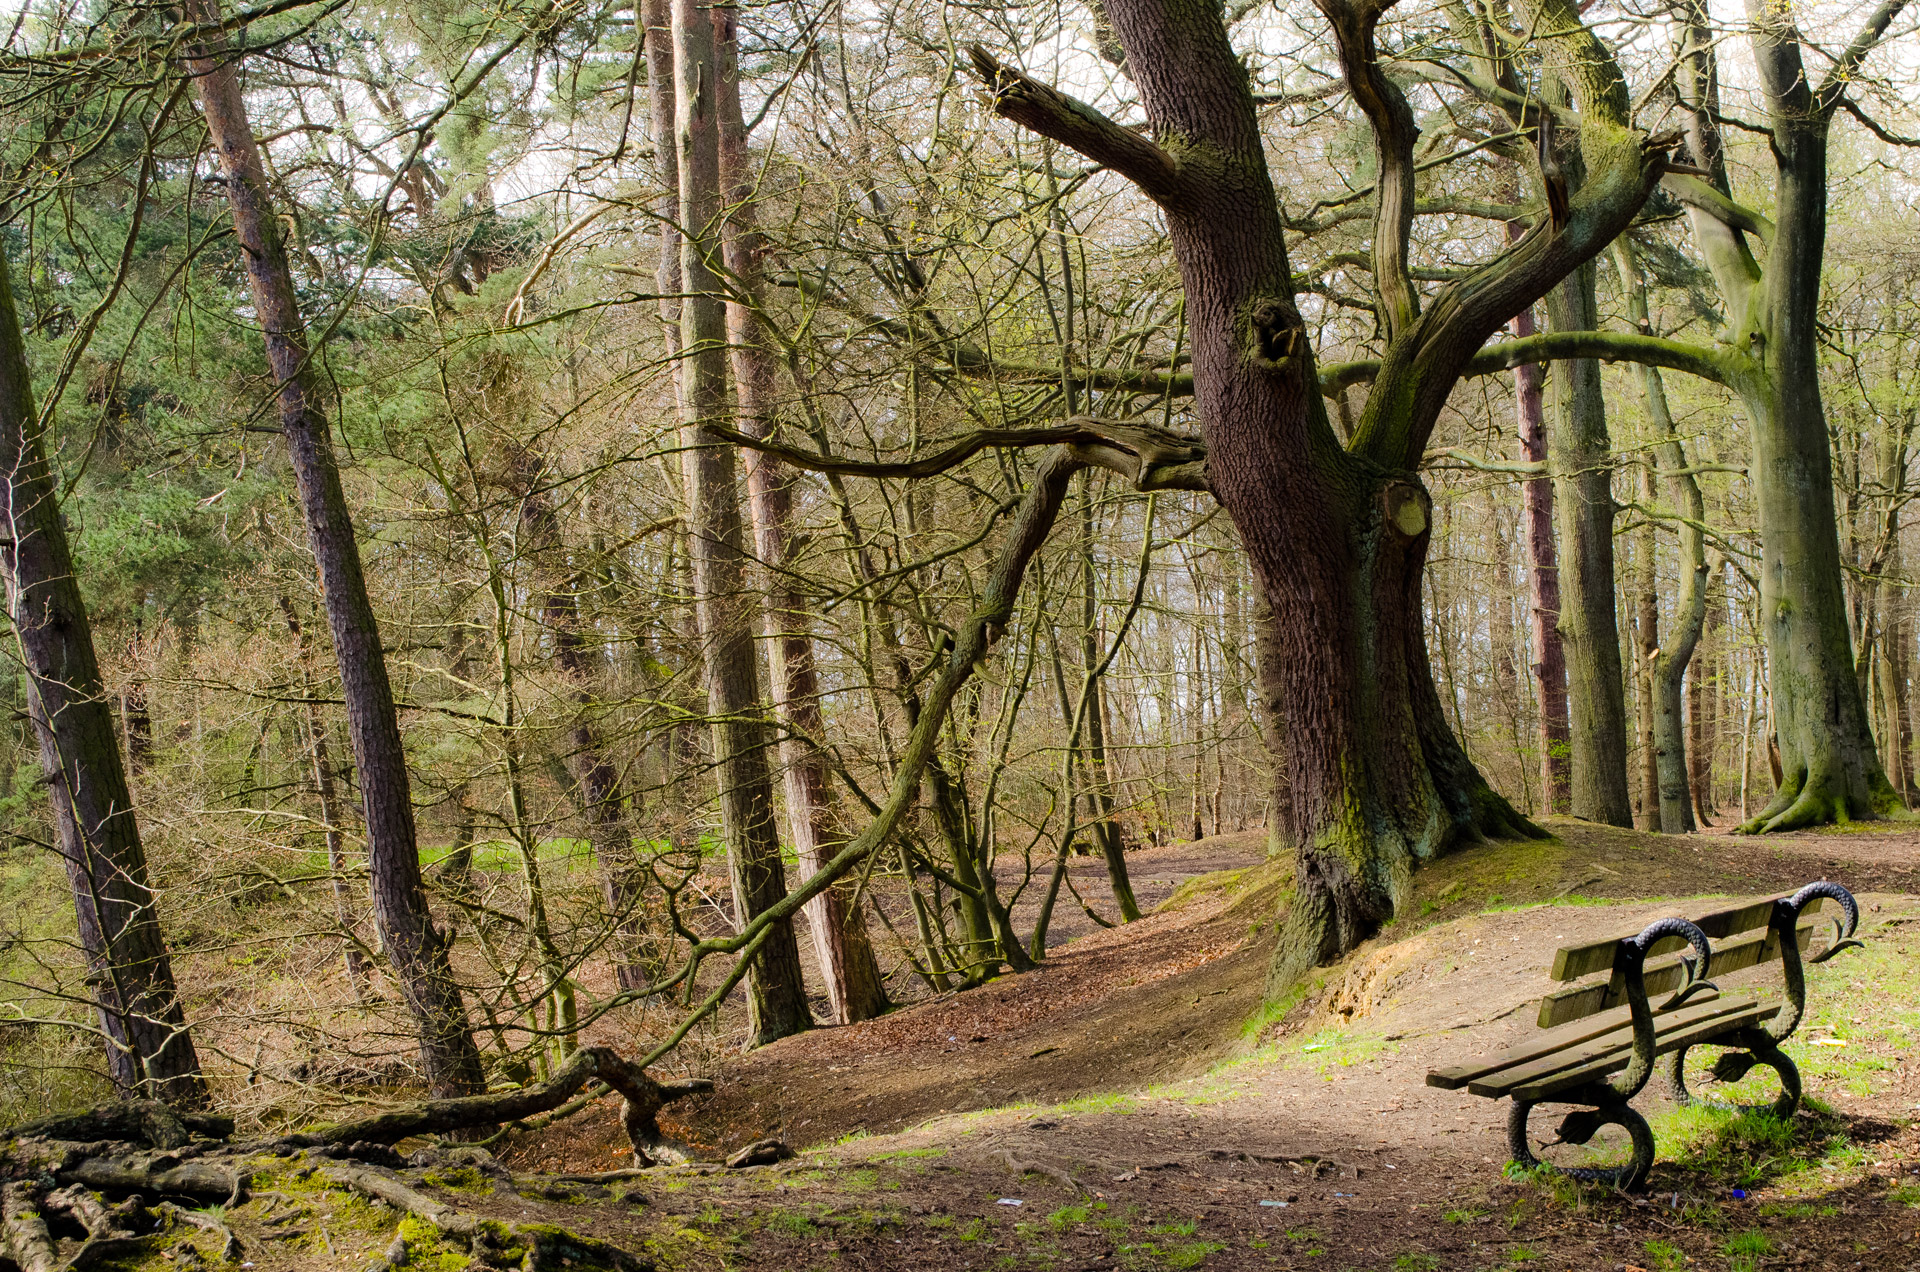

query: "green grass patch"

left=1725, top=1229, right=1774, bottom=1272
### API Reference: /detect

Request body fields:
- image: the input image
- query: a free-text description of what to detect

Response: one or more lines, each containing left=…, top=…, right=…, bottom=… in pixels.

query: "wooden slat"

left=1426, top=990, right=1726, bottom=1091
left=1466, top=995, right=1761, bottom=1098
left=1549, top=894, right=1776, bottom=980
left=1508, top=1002, right=1781, bottom=1102
left=1536, top=921, right=1813, bottom=1028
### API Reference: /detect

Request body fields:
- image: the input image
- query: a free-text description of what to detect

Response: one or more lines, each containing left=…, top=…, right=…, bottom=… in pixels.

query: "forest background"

left=0, top=0, right=1916, bottom=1129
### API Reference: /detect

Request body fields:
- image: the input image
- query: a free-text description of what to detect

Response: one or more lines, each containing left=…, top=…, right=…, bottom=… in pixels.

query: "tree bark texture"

left=1543, top=260, right=1634, bottom=827
left=1617, top=240, right=1706, bottom=833
left=672, top=0, right=812, bottom=1044
left=1667, top=0, right=1902, bottom=830
left=0, top=252, right=205, bottom=1104
left=1506, top=237, right=1571, bottom=817
left=185, top=10, right=485, bottom=1095
left=1251, top=593, right=1293, bottom=857
left=715, top=9, right=889, bottom=1024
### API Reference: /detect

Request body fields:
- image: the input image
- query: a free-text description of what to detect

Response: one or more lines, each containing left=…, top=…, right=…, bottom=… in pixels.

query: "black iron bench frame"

left=1426, top=881, right=1863, bottom=1190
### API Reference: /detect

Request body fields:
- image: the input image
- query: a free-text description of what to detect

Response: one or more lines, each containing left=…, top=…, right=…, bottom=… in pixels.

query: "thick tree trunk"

left=1544, top=263, right=1634, bottom=826
left=185, top=12, right=484, bottom=1095
left=0, top=254, right=205, bottom=1105
left=978, top=0, right=1653, bottom=993
left=1727, top=123, right=1895, bottom=828
left=1669, top=0, right=1899, bottom=831
left=671, top=0, right=812, bottom=1044
left=714, top=11, right=888, bottom=1024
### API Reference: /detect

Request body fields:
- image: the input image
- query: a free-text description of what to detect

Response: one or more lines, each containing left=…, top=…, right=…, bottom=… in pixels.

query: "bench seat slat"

left=1466, top=995, right=1765, bottom=1098
left=1536, top=920, right=1813, bottom=1028
left=1427, top=990, right=1728, bottom=1090
left=1509, top=1000, right=1780, bottom=1102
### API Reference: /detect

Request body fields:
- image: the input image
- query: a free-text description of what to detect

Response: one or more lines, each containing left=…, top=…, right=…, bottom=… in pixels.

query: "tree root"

left=157, top=1201, right=242, bottom=1263
left=0, top=1046, right=715, bottom=1272
left=3, top=1182, right=60, bottom=1272
left=282, top=1046, right=711, bottom=1167
left=991, top=1149, right=1083, bottom=1193
left=321, top=1163, right=649, bottom=1271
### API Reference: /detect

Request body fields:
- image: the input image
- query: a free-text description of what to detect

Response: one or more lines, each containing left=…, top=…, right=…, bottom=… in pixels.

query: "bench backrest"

left=1536, top=894, right=1828, bottom=1029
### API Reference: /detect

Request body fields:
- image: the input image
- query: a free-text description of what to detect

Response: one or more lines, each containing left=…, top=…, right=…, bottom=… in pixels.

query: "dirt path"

left=502, top=821, right=1920, bottom=1270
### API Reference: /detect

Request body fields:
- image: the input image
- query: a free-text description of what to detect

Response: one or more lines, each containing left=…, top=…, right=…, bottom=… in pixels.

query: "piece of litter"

left=1257, top=1200, right=1289, bottom=1208
left=1302, top=1043, right=1330, bottom=1053
left=1385, top=1164, right=1396, bottom=1170
left=1812, top=1038, right=1847, bottom=1046
left=1731, top=1189, right=1748, bottom=1199
left=997, top=1198, right=1024, bottom=1206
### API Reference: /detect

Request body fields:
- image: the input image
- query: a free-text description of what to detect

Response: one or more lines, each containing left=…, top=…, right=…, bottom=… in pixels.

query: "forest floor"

left=175, top=820, right=1920, bottom=1272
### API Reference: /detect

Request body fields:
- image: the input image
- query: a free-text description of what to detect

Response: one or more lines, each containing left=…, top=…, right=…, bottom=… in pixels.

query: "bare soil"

left=407, top=823, right=1920, bottom=1268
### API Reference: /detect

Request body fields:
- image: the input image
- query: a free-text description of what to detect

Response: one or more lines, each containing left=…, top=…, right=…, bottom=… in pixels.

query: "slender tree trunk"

left=185, top=10, right=484, bottom=1095
left=0, top=252, right=205, bottom=1105
left=1497, top=243, right=1574, bottom=818
left=1690, top=568, right=1723, bottom=824
left=1544, top=260, right=1634, bottom=826
left=276, top=594, right=374, bottom=998
left=1074, top=482, right=1140, bottom=920
left=714, top=12, right=888, bottom=1024
left=671, top=0, right=811, bottom=1044
left=1616, top=242, right=1709, bottom=833
left=510, top=454, right=648, bottom=990
left=1630, top=473, right=1660, bottom=827
left=1509, top=287, right=1571, bottom=815
left=1252, top=593, right=1292, bottom=857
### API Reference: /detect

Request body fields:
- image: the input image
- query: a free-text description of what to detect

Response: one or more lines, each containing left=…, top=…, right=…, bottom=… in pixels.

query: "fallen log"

left=286, top=1046, right=711, bottom=1166
left=321, top=1163, right=649, bottom=1271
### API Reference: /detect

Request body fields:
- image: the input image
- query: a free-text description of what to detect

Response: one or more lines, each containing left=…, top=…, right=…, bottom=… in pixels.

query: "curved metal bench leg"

left=1665, top=1032, right=1801, bottom=1120
left=1507, top=1094, right=1656, bottom=1191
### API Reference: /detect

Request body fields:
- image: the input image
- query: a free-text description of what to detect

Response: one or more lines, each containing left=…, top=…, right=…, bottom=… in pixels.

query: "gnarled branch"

left=964, top=47, right=1190, bottom=205
left=707, top=417, right=1210, bottom=492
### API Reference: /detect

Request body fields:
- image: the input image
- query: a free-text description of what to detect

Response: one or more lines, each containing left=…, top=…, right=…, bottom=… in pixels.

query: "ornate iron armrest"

left=1605, top=916, right=1714, bottom=1101
left=1767, top=881, right=1863, bottom=1042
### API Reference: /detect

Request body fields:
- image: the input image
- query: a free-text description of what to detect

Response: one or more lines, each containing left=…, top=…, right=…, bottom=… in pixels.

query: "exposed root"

left=157, top=1201, right=242, bottom=1263
left=7, top=1104, right=232, bottom=1151
left=2, top=1182, right=60, bottom=1272
left=723, top=1139, right=792, bottom=1169
left=283, top=1045, right=711, bottom=1167
left=45, top=1186, right=148, bottom=1270
left=0, top=1047, right=701, bottom=1272
left=320, top=1162, right=649, bottom=1271
left=992, top=1149, right=1083, bottom=1194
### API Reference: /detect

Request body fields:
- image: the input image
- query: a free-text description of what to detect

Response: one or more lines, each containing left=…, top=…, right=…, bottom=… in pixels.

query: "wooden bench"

left=1426, top=881, right=1863, bottom=1189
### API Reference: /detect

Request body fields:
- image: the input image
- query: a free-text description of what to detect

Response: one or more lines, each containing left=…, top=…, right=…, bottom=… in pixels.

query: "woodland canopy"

left=0, top=0, right=1915, bottom=1137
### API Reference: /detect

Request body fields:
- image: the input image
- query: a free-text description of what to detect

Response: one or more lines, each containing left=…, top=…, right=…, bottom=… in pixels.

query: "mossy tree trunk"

left=1663, top=0, right=1904, bottom=831
left=973, top=0, right=1670, bottom=987
left=1543, top=258, right=1634, bottom=827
